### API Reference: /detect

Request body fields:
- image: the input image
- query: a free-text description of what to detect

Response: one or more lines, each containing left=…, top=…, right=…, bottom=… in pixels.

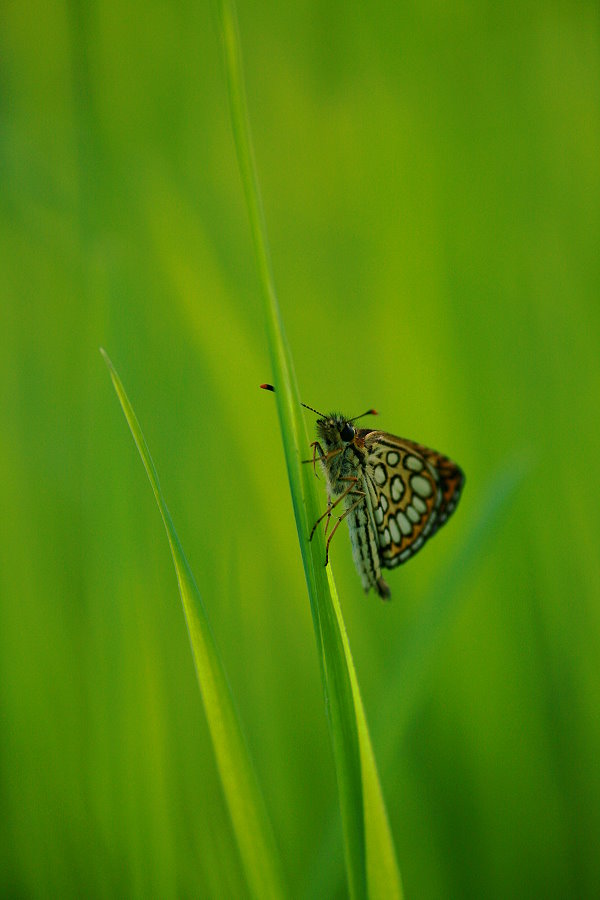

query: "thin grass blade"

left=100, top=348, right=287, bottom=900
left=217, top=5, right=402, bottom=897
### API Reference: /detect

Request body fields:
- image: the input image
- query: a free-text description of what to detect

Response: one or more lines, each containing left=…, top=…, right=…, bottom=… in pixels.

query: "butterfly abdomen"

left=347, top=494, right=391, bottom=600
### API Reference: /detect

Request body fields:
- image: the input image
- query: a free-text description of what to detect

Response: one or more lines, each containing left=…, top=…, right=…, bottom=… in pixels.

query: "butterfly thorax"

left=316, top=414, right=366, bottom=494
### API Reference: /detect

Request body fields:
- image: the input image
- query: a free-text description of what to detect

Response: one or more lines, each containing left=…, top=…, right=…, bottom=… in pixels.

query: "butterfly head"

left=316, top=414, right=356, bottom=450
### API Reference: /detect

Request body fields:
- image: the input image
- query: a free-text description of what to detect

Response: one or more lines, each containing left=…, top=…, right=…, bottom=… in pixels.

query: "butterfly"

left=260, top=385, right=465, bottom=600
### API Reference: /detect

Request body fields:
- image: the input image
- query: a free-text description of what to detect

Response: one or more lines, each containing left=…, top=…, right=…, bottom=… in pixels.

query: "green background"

left=2, top=1, right=599, bottom=897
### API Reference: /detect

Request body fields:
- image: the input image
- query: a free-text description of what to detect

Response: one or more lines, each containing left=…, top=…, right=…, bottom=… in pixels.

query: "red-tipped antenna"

left=350, top=408, right=378, bottom=422
left=259, top=383, right=327, bottom=418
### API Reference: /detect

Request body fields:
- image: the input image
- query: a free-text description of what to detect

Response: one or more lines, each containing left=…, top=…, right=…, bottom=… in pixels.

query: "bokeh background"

left=1, top=1, right=599, bottom=897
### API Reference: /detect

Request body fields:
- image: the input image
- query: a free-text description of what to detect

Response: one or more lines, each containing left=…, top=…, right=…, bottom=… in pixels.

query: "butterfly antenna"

left=350, top=408, right=378, bottom=422
left=259, top=383, right=327, bottom=418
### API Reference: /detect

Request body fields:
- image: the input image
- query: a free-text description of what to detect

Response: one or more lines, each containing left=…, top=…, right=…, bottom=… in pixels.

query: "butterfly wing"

left=357, top=429, right=465, bottom=568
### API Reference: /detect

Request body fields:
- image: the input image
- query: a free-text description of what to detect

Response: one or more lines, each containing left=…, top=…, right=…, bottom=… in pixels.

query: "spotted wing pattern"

left=358, top=430, right=465, bottom=568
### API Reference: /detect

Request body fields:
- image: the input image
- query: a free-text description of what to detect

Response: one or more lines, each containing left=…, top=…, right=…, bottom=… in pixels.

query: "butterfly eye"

left=340, top=422, right=355, bottom=442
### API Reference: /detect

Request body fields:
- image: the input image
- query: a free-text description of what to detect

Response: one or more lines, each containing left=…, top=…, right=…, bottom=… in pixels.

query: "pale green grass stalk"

left=101, top=349, right=287, bottom=900
left=218, top=4, right=402, bottom=897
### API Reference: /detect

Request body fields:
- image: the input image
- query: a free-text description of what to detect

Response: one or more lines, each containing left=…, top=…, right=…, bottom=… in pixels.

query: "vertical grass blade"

left=217, top=5, right=403, bottom=897
left=100, top=349, right=287, bottom=900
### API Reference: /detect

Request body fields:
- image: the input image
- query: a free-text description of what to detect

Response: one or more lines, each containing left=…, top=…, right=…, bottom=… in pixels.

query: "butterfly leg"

left=302, top=444, right=343, bottom=478
left=309, top=477, right=358, bottom=542
left=324, top=476, right=362, bottom=536
left=310, top=441, right=324, bottom=477
left=324, top=492, right=366, bottom=567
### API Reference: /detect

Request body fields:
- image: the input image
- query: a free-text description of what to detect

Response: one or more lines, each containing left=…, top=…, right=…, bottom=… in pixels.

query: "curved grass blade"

left=217, top=4, right=402, bottom=897
left=100, top=349, right=287, bottom=900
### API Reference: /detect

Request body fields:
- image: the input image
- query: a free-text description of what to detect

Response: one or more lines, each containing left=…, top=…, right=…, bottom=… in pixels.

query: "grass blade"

left=100, top=349, right=287, bottom=900
left=218, top=4, right=402, bottom=897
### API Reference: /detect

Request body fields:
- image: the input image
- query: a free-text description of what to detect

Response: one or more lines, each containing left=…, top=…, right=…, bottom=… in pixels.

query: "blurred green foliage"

left=1, top=0, right=599, bottom=897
